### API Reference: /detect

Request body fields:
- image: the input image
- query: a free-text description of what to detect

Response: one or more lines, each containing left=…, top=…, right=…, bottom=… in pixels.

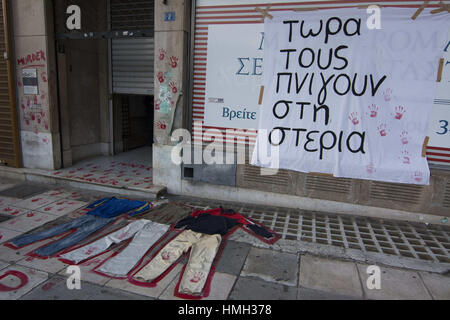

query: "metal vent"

left=110, top=0, right=154, bottom=31
left=306, top=175, right=352, bottom=194
left=243, top=165, right=289, bottom=187
left=111, top=38, right=154, bottom=95
left=369, top=181, right=424, bottom=204
left=443, top=180, right=450, bottom=208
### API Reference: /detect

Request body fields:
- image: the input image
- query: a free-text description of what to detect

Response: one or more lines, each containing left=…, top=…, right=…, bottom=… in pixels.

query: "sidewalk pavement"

left=0, top=178, right=448, bottom=300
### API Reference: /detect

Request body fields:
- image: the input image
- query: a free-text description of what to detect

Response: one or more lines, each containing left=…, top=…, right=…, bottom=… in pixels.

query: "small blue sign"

left=164, top=11, right=175, bottom=22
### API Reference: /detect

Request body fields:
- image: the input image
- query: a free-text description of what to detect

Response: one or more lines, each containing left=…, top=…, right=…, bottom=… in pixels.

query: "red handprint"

left=413, top=171, right=423, bottom=183
left=190, top=271, right=204, bottom=283
left=400, top=150, right=411, bottom=164
left=85, top=246, right=97, bottom=255
left=158, top=48, right=167, bottom=61
left=157, top=71, right=165, bottom=83
left=169, top=81, right=177, bottom=94
left=400, top=130, right=409, bottom=145
left=377, top=123, right=388, bottom=137
left=156, top=120, right=167, bottom=130
left=366, top=163, right=376, bottom=174
left=162, top=251, right=171, bottom=261
left=170, top=56, right=178, bottom=68
left=348, top=112, right=359, bottom=125
left=393, top=105, right=406, bottom=120
left=367, top=104, right=378, bottom=118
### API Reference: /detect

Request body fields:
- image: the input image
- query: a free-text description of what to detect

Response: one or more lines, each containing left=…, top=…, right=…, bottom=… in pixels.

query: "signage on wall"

left=21, top=68, right=38, bottom=95
left=164, top=11, right=176, bottom=22
left=204, top=24, right=264, bottom=130
left=251, top=8, right=450, bottom=185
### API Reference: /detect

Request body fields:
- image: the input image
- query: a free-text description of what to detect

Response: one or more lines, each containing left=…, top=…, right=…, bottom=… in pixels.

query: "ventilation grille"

left=306, top=175, right=352, bottom=194
left=242, top=165, right=289, bottom=187
left=443, top=180, right=450, bottom=208
left=369, top=181, right=424, bottom=204
left=110, top=0, right=154, bottom=31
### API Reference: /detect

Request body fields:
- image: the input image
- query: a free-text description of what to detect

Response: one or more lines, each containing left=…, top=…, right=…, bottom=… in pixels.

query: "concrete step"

left=0, top=166, right=166, bottom=200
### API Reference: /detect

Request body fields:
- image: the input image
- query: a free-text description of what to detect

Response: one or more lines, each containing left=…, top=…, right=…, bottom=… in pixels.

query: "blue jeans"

left=10, top=214, right=114, bottom=257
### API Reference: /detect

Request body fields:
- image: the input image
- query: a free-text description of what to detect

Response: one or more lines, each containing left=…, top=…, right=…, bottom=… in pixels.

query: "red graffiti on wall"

left=17, top=50, right=46, bottom=66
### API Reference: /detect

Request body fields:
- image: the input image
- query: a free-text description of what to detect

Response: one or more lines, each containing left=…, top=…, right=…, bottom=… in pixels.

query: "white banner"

left=251, top=8, right=450, bottom=185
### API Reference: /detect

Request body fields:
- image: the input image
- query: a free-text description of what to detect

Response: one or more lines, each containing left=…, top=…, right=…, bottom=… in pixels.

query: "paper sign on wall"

left=251, top=8, right=450, bottom=185
left=22, top=68, right=38, bottom=95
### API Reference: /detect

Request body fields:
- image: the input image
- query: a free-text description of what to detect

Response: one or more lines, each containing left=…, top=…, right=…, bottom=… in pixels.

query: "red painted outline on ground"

left=0, top=270, right=29, bottom=292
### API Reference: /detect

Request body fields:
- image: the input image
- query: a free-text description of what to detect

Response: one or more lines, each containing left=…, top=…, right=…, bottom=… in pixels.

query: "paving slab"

left=17, top=255, right=69, bottom=274
left=215, top=240, right=251, bottom=276
left=0, top=227, right=23, bottom=244
left=86, top=286, right=151, bottom=300
left=0, top=265, right=48, bottom=300
left=299, top=255, right=363, bottom=298
left=228, top=276, right=298, bottom=300
left=13, top=195, right=59, bottom=210
left=0, top=196, right=18, bottom=206
left=0, top=260, right=9, bottom=271
left=0, top=184, right=50, bottom=199
left=19, top=275, right=105, bottom=300
left=418, top=272, right=450, bottom=300
left=0, top=211, right=59, bottom=233
left=297, top=287, right=362, bottom=300
left=57, top=250, right=118, bottom=286
left=41, top=189, right=76, bottom=199
left=36, top=199, right=87, bottom=217
left=159, top=271, right=237, bottom=300
left=241, top=247, right=299, bottom=286
left=0, top=205, right=30, bottom=217
left=357, top=264, right=432, bottom=300
left=105, top=263, right=183, bottom=298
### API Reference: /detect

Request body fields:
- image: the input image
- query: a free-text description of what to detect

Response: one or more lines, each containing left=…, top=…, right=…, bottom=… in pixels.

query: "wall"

left=152, top=0, right=191, bottom=192
left=12, top=0, right=61, bottom=169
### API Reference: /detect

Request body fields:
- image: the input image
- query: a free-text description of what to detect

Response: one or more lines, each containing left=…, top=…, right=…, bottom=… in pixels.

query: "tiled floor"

left=48, top=147, right=154, bottom=190
left=0, top=180, right=449, bottom=300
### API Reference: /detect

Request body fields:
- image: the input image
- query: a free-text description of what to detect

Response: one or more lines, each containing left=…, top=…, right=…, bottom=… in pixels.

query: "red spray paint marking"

left=16, top=50, right=46, bottom=66
left=41, top=281, right=55, bottom=291
left=0, top=270, right=29, bottom=292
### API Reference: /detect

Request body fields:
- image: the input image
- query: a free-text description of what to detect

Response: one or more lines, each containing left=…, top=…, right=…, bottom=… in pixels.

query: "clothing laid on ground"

left=7, top=197, right=154, bottom=257
left=133, top=229, right=221, bottom=296
left=8, top=214, right=114, bottom=257
left=132, top=207, right=278, bottom=297
left=174, top=213, right=239, bottom=235
left=86, top=197, right=151, bottom=218
left=59, top=219, right=169, bottom=278
left=175, top=207, right=277, bottom=241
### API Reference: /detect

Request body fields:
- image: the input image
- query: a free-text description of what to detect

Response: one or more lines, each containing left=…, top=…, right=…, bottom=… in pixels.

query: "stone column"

left=12, top=0, right=61, bottom=169
left=152, top=0, right=191, bottom=193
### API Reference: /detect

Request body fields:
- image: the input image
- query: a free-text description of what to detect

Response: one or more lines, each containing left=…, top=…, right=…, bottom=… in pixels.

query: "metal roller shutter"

left=110, top=0, right=154, bottom=95
left=0, top=0, right=20, bottom=167
left=112, top=38, right=154, bottom=95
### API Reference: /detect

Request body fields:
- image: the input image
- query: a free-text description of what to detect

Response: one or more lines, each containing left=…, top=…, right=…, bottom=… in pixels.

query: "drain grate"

left=178, top=198, right=450, bottom=265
